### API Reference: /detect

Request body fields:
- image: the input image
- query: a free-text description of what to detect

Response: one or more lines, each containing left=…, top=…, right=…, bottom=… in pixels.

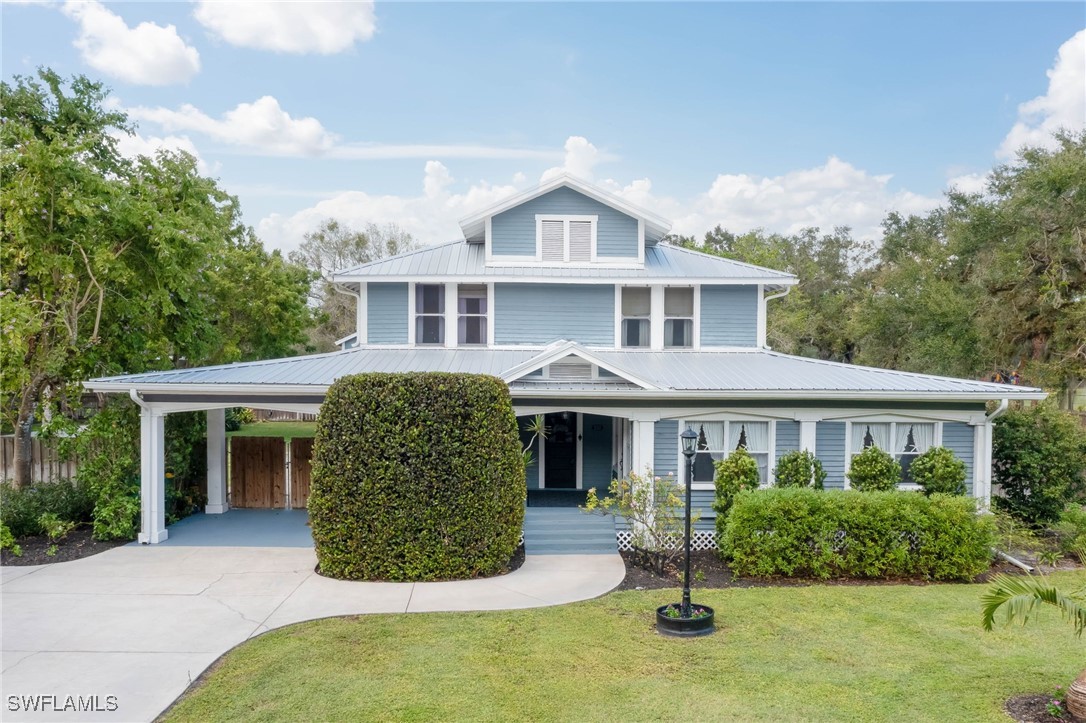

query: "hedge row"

left=722, top=488, right=994, bottom=581
left=309, top=372, right=525, bottom=582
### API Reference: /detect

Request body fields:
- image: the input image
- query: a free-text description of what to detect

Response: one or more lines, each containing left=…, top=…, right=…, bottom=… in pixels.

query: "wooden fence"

left=0, top=436, right=79, bottom=483
left=229, top=436, right=314, bottom=509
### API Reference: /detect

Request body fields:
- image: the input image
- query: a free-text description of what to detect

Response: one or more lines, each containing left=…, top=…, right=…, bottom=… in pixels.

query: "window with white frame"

left=664, top=287, right=694, bottom=348
left=415, top=284, right=444, bottom=345
left=457, top=284, right=488, bottom=345
left=620, top=287, right=651, bottom=348
left=537, top=216, right=596, bottom=263
left=849, top=422, right=936, bottom=485
left=688, top=420, right=771, bottom=485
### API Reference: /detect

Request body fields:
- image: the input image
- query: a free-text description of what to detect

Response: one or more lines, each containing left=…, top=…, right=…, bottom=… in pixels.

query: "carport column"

left=206, top=408, right=229, bottom=514
left=138, top=408, right=168, bottom=544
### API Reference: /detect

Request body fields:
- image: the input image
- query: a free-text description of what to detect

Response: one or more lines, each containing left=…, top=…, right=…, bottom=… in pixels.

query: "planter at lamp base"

left=656, top=604, right=716, bottom=637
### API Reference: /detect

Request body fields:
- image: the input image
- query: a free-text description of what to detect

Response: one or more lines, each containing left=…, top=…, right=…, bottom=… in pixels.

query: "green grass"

left=226, top=421, right=316, bottom=439
left=166, top=572, right=1086, bottom=722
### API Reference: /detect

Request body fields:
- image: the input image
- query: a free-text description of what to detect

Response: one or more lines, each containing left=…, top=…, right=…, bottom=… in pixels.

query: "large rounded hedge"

left=309, top=372, right=526, bottom=581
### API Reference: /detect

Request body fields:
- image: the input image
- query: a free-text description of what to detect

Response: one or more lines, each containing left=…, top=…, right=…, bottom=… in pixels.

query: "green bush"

left=774, top=450, right=826, bottom=490
left=0, top=479, right=95, bottom=538
left=1, top=522, right=21, bottom=557
left=723, top=488, right=994, bottom=580
left=38, top=512, right=76, bottom=542
left=911, top=446, right=967, bottom=496
left=309, top=372, right=525, bottom=581
left=712, top=448, right=761, bottom=540
left=993, top=404, right=1086, bottom=525
left=225, top=407, right=255, bottom=432
left=91, top=477, right=141, bottom=540
left=1053, top=504, right=1086, bottom=561
left=847, top=446, right=902, bottom=492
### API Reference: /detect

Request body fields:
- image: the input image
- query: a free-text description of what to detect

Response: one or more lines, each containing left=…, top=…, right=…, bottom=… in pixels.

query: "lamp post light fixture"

left=656, top=426, right=716, bottom=637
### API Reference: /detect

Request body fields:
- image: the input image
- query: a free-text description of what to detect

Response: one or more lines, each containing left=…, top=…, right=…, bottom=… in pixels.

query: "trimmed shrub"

left=723, top=488, right=994, bottom=581
left=1054, top=504, right=1086, bottom=561
left=910, top=446, right=966, bottom=496
left=0, top=479, right=95, bottom=538
left=712, top=448, right=761, bottom=540
left=774, top=450, right=826, bottom=490
left=847, top=446, right=901, bottom=492
left=309, top=372, right=525, bottom=581
left=993, top=404, right=1086, bottom=525
left=1, top=522, right=21, bottom=556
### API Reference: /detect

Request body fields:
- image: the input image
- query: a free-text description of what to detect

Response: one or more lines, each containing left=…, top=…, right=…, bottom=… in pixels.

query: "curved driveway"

left=1, top=527, right=624, bottom=722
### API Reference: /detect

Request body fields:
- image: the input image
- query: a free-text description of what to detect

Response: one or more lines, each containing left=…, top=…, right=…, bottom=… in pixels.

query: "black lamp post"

left=679, top=426, right=698, bottom=617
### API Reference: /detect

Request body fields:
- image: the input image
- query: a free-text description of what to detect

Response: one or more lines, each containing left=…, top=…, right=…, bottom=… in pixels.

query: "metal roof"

left=332, top=241, right=796, bottom=285
left=86, top=343, right=1045, bottom=401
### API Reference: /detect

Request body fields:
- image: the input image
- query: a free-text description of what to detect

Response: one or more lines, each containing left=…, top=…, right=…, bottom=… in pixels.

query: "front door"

left=543, top=412, right=577, bottom=489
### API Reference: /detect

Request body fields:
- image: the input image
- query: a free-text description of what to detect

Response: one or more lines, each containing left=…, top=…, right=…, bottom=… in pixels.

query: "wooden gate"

left=230, top=437, right=286, bottom=508
left=290, top=438, right=314, bottom=509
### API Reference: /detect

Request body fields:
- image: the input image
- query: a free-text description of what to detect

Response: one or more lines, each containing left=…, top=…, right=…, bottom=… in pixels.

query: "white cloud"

left=540, top=136, right=605, bottom=182
left=947, top=172, right=988, bottom=195
left=128, top=96, right=338, bottom=156
left=998, top=29, right=1086, bottom=159
left=193, top=0, right=376, bottom=55
left=257, top=161, right=520, bottom=252
left=111, top=131, right=216, bottom=175
left=61, top=0, right=200, bottom=86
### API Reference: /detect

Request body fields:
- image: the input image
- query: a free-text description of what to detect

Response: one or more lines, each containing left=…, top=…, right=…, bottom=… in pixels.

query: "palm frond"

left=981, top=574, right=1086, bottom=637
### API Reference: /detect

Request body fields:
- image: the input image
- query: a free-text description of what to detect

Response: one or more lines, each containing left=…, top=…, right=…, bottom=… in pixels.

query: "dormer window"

left=536, top=215, right=597, bottom=264
left=415, top=284, right=444, bottom=345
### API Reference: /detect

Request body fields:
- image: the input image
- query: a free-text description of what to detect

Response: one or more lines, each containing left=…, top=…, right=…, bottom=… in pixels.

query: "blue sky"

left=3, top=1, right=1083, bottom=251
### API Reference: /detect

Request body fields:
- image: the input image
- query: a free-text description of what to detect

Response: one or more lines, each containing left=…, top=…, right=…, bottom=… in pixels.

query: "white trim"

left=650, top=285, right=664, bottom=351
left=692, top=285, right=702, bottom=351
left=357, top=282, right=367, bottom=345
left=756, top=283, right=767, bottom=348
left=335, top=272, right=796, bottom=286
left=534, top=214, right=606, bottom=265
left=407, top=282, right=416, bottom=345
left=799, top=421, right=817, bottom=453
left=576, top=412, right=584, bottom=490
left=637, top=219, right=646, bottom=265
left=284, top=437, right=292, bottom=511
left=613, top=285, right=623, bottom=350
left=444, top=283, right=457, bottom=349
left=484, top=217, right=493, bottom=262
left=679, top=418, right=775, bottom=488
left=843, top=421, right=852, bottom=488
left=844, top=420, right=945, bottom=487
left=486, top=281, right=495, bottom=347
left=499, top=341, right=661, bottom=390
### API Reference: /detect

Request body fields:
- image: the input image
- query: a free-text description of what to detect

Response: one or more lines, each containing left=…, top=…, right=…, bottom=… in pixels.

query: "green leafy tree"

left=289, top=219, right=415, bottom=351
left=712, top=447, right=761, bottom=527
left=992, top=403, right=1086, bottom=525
left=847, top=446, right=902, bottom=492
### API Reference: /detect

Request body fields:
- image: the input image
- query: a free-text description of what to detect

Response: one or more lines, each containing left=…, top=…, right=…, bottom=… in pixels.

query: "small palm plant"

left=981, top=574, right=1086, bottom=718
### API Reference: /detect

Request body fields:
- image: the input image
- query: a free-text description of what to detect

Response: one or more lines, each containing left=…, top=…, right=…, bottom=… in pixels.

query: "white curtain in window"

left=729, top=421, right=768, bottom=452
left=698, top=422, right=726, bottom=452
left=851, top=422, right=890, bottom=453
left=896, top=423, right=934, bottom=454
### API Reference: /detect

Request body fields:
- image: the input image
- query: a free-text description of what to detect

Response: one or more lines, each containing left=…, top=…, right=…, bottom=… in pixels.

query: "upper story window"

left=458, top=285, right=488, bottom=345
left=664, top=287, right=694, bottom=348
left=620, top=287, right=650, bottom=348
left=415, top=284, right=444, bottom=345
left=849, top=422, right=936, bottom=485
left=537, top=215, right=596, bottom=264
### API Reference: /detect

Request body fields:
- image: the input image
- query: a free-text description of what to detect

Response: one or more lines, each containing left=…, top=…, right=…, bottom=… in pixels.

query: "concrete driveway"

left=1, top=519, right=624, bottom=722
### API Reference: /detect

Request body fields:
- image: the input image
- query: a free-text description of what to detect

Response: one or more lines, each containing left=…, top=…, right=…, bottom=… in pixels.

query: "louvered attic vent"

left=547, top=359, right=594, bottom=380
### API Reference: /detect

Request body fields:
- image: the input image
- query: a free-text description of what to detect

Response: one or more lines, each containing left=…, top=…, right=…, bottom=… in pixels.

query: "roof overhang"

left=499, top=340, right=662, bottom=390
left=458, top=174, right=672, bottom=243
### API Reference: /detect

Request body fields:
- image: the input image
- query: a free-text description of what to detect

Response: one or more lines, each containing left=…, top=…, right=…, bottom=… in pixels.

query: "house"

left=85, top=174, right=1044, bottom=545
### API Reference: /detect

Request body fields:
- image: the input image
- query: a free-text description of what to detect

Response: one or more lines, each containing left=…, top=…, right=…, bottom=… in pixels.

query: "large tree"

left=1, top=69, right=314, bottom=487
left=289, top=218, right=415, bottom=351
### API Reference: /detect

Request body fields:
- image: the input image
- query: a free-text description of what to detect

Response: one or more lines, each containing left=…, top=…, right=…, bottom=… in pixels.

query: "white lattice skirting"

left=615, top=530, right=718, bottom=552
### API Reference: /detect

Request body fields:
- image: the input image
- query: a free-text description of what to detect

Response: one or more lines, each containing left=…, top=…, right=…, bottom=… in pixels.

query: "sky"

left=2, top=1, right=1084, bottom=253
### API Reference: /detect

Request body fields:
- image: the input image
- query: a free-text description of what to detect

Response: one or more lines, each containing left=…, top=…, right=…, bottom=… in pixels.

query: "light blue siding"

left=490, top=187, right=639, bottom=258
left=494, top=284, right=614, bottom=345
left=654, top=420, right=679, bottom=477
left=582, top=414, right=613, bottom=494
left=367, top=283, right=408, bottom=344
left=775, top=421, right=801, bottom=459
left=942, top=422, right=975, bottom=495
left=700, top=285, right=759, bottom=347
left=816, top=422, right=847, bottom=489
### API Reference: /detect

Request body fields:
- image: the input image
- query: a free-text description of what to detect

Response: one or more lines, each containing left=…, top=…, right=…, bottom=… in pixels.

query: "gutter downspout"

left=980, top=398, right=1009, bottom=516
left=986, top=398, right=1009, bottom=422
left=764, top=287, right=791, bottom=303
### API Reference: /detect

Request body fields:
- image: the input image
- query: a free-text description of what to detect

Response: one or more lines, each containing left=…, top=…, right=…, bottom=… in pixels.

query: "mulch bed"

left=1, top=527, right=127, bottom=566
left=1005, top=694, right=1082, bottom=722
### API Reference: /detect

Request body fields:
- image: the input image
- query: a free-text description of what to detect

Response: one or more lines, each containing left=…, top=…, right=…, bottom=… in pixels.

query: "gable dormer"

left=458, top=175, right=671, bottom=268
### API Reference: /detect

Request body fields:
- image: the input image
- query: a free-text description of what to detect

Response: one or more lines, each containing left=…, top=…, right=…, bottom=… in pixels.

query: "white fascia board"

left=331, top=273, right=797, bottom=287
left=334, top=332, right=358, bottom=346
left=85, top=382, right=333, bottom=395
left=506, top=388, right=1049, bottom=402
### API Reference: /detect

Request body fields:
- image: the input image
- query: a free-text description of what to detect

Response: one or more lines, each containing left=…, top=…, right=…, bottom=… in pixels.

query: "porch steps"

left=522, top=508, right=618, bottom=555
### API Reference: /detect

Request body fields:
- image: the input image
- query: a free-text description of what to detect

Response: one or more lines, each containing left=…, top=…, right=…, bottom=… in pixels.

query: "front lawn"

left=226, top=421, right=316, bottom=439
left=165, top=572, right=1086, bottom=722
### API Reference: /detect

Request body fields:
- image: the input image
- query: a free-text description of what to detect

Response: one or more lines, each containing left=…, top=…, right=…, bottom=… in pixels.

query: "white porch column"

left=138, top=408, right=168, bottom=544
left=799, top=420, right=818, bottom=453
left=630, top=418, right=656, bottom=478
left=205, top=409, right=229, bottom=514
left=976, top=421, right=993, bottom=509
